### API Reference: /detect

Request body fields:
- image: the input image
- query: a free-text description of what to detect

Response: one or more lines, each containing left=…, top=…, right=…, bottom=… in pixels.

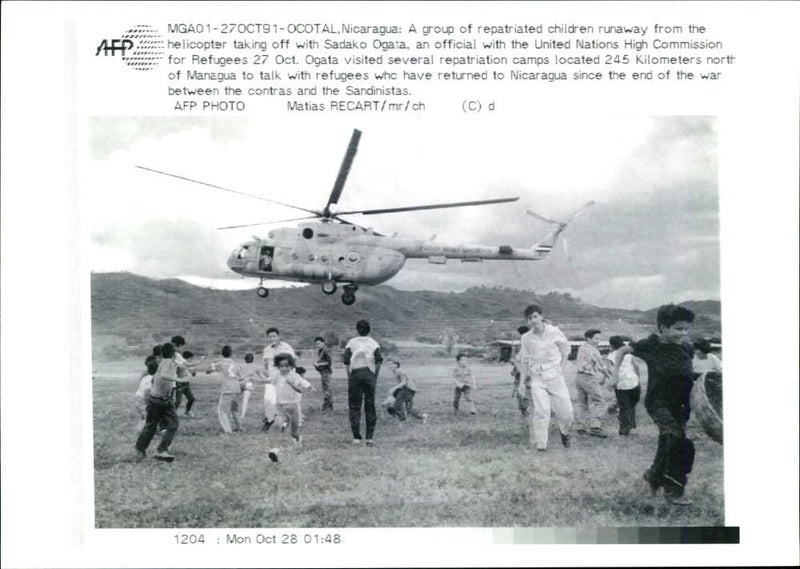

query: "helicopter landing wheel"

left=341, top=293, right=356, bottom=306
left=321, top=281, right=338, bottom=295
left=256, top=287, right=269, bottom=298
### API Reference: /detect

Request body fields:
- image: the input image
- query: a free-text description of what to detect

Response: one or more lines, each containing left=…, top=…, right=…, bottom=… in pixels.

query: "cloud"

left=86, top=116, right=720, bottom=309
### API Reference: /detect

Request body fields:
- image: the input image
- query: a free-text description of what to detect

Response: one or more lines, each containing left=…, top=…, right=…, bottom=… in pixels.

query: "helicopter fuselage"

left=227, top=221, right=553, bottom=286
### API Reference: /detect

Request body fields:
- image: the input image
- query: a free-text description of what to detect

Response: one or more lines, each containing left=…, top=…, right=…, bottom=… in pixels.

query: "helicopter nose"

left=228, top=246, right=246, bottom=274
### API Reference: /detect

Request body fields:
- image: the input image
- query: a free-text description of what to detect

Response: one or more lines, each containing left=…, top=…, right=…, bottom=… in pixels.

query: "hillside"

left=90, top=272, right=721, bottom=360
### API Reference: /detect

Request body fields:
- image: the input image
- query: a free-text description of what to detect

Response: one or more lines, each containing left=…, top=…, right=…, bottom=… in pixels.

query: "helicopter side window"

left=259, top=246, right=274, bottom=272
left=302, top=228, right=314, bottom=239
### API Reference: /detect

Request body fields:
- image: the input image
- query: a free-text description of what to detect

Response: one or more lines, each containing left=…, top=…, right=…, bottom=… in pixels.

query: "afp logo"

left=96, top=24, right=164, bottom=71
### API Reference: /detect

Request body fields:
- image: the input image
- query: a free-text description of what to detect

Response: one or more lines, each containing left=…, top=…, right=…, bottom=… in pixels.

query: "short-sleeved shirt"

left=693, top=353, right=722, bottom=375
left=210, top=358, right=242, bottom=394
left=135, top=374, right=154, bottom=399
left=274, top=371, right=312, bottom=404
left=263, top=341, right=297, bottom=374
left=240, top=362, right=268, bottom=384
left=518, top=324, right=569, bottom=372
left=606, top=348, right=640, bottom=390
left=630, top=334, right=694, bottom=415
left=151, top=358, right=185, bottom=398
left=343, top=336, right=382, bottom=374
left=394, top=370, right=418, bottom=392
left=577, top=343, right=606, bottom=376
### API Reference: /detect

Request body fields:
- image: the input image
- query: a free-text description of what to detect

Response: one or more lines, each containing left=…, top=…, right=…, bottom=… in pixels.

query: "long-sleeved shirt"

left=314, top=346, right=332, bottom=372
left=630, top=334, right=694, bottom=415
left=518, top=324, right=569, bottom=372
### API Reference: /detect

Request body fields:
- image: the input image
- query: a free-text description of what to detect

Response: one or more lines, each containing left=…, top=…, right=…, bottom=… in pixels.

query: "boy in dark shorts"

left=614, top=304, right=696, bottom=505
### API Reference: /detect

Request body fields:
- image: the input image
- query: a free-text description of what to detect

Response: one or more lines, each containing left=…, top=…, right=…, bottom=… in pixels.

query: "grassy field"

left=93, top=356, right=724, bottom=528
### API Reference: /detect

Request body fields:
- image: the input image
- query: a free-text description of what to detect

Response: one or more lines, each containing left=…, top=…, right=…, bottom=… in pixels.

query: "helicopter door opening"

left=259, top=246, right=274, bottom=272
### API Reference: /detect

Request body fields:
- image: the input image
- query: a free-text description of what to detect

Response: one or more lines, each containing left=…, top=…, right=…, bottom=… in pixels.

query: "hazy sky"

left=87, top=115, right=719, bottom=309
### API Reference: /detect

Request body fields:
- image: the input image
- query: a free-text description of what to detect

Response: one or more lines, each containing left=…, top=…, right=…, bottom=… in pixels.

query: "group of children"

left=133, top=331, right=317, bottom=463
left=132, top=307, right=720, bottom=506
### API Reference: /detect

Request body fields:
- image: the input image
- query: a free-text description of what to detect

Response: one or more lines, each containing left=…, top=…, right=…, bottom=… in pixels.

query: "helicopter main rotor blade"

left=135, top=166, right=320, bottom=216
left=334, top=196, right=519, bottom=216
left=216, top=215, right=319, bottom=230
left=325, top=129, right=362, bottom=212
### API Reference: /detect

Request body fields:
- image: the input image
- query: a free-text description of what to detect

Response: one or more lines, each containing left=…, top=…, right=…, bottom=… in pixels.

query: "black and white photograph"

left=89, top=117, right=724, bottom=528
left=2, top=1, right=799, bottom=567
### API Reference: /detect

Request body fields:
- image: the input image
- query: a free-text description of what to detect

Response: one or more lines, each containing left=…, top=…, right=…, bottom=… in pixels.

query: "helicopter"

left=137, top=129, right=593, bottom=305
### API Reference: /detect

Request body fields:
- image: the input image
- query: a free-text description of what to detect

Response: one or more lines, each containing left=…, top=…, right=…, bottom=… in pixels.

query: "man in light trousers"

left=518, top=303, right=573, bottom=452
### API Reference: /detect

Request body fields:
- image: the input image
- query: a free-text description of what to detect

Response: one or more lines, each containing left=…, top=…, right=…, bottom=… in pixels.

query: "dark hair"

left=517, top=325, right=529, bottom=335
left=222, top=345, right=232, bottom=358
left=295, top=366, right=306, bottom=375
left=145, top=355, right=157, bottom=368
left=152, top=345, right=162, bottom=357
left=182, top=350, right=194, bottom=359
left=266, top=327, right=280, bottom=336
left=656, top=304, right=696, bottom=330
left=693, top=339, right=712, bottom=354
left=524, top=303, right=544, bottom=318
left=456, top=353, right=465, bottom=361
left=161, top=342, right=176, bottom=359
left=609, top=335, right=625, bottom=350
left=274, top=353, right=295, bottom=368
left=171, top=335, right=186, bottom=347
left=314, top=336, right=326, bottom=343
left=584, top=329, right=601, bottom=340
left=356, top=319, right=370, bottom=336
left=244, top=352, right=254, bottom=363
left=147, top=362, right=159, bottom=375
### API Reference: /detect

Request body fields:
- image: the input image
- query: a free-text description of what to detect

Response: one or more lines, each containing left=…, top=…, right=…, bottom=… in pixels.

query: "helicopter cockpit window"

left=236, top=245, right=250, bottom=260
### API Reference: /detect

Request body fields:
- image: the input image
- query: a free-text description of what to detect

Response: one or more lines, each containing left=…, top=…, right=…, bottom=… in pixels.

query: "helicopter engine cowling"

left=331, top=245, right=407, bottom=285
